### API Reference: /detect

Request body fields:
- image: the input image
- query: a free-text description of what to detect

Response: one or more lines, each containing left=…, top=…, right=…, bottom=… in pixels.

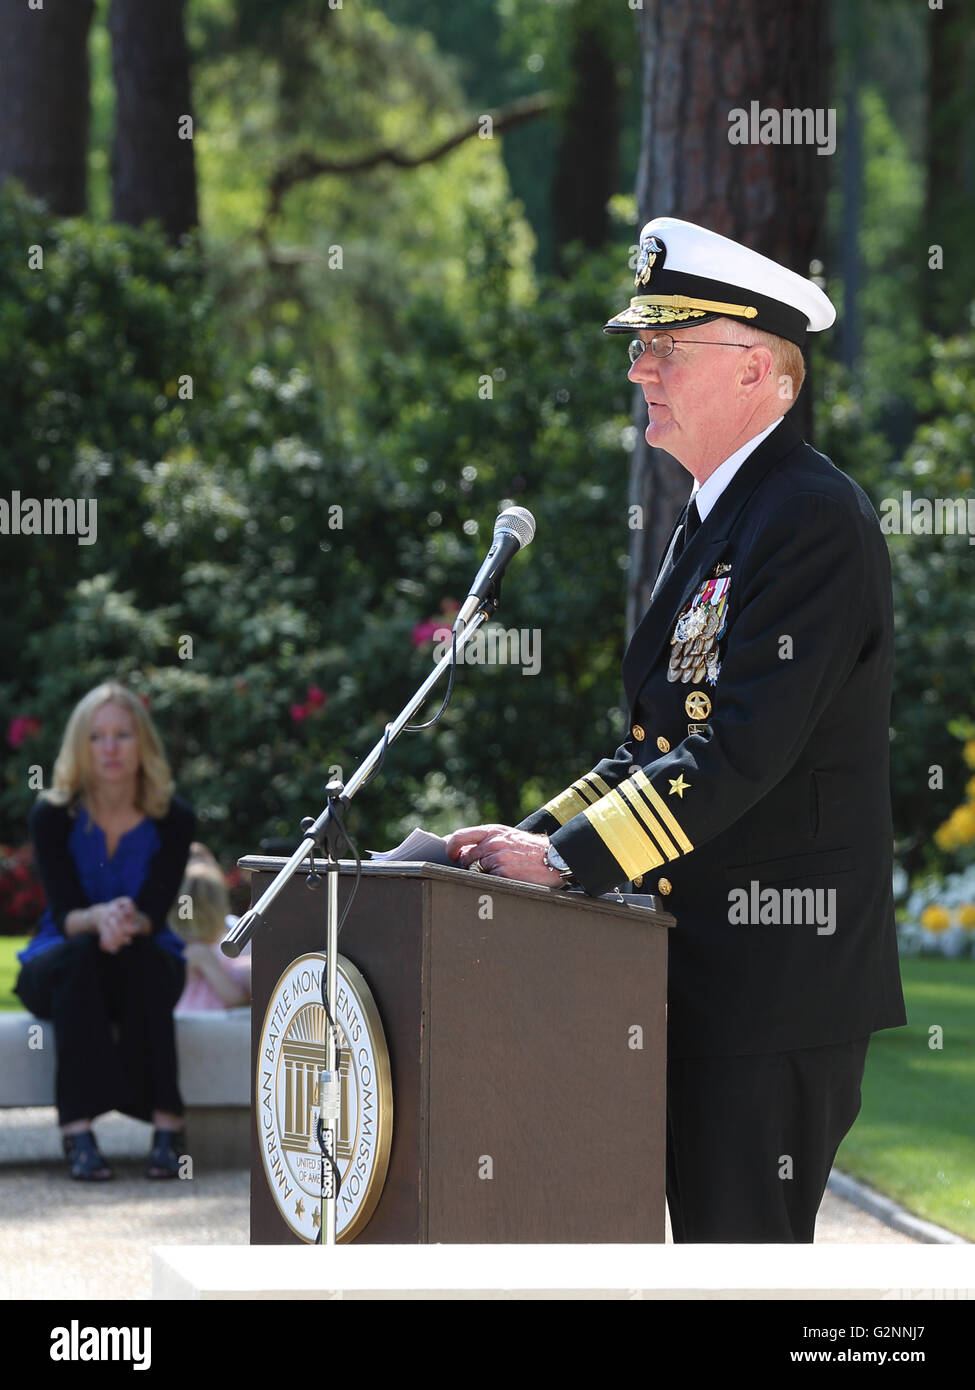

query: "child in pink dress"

left=171, top=845, right=251, bottom=1012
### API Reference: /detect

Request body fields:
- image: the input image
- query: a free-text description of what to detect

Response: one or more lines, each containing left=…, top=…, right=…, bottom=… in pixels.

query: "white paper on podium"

left=368, top=827, right=453, bottom=866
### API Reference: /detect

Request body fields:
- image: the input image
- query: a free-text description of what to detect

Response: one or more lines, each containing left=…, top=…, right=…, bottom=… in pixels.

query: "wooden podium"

left=240, top=858, right=674, bottom=1244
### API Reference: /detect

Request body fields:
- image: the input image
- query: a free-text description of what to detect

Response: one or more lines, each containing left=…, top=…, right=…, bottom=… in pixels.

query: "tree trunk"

left=627, top=0, right=831, bottom=637
left=837, top=0, right=862, bottom=372
left=0, top=0, right=94, bottom=215
left=551, top=3, right=621, bottom=273
left=924, top=1, right=973, bottom=335
left=109, top=0, right=198, bottom=243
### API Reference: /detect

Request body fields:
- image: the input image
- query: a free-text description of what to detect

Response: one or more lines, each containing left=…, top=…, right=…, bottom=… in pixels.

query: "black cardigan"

left=29, top=794, right=197, bottom=935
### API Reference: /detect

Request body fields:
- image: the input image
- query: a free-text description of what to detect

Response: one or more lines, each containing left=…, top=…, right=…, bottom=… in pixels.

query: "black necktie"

left=650, top=495, right=704, bottom=601
left=671, top=496, right=701, bottom=562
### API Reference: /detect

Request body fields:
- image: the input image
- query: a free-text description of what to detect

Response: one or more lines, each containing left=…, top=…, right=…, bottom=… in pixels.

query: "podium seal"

left=256, top=952, right=393, bottom=1242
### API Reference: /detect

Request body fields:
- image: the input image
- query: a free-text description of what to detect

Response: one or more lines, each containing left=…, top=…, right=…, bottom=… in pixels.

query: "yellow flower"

left=964, top=739, right=975, bottom=771
left=921, top=905, right=951, bottom=933
left=957, top=904, right=975, bottom=930
left=935, top=804, right=975, bottom=851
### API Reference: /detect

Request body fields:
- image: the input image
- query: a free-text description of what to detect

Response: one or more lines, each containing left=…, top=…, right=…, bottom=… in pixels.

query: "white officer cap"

left=604, top=216, right=835, bottom=346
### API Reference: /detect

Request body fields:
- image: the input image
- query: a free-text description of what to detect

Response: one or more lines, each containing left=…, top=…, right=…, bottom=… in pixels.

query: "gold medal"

left=685, top=690, right=712, bottom=720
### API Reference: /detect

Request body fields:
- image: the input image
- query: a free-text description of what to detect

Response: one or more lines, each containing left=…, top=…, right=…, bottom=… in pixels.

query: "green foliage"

left=823, top=85, right=926, bottom=451
left=5, top=0, right=973, bottom=909
left=813, top=72, right=975, bottom=884
left=885, top=330, right=975, bottom=876
left=0, top=183, right=221, bottom=739
left=0, top=181, right=634, bottom=871
left=817, top=323, right=975, bottom=881
left=188, top=0, right=538, bottom=400
left=378, top=0, right=560, bottom=270
left=3, top=159, right=971, bottom=892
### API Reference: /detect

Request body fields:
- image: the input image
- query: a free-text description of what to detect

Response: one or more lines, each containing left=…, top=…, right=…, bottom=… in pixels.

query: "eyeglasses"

left=628, top=334, right=754, bottom=363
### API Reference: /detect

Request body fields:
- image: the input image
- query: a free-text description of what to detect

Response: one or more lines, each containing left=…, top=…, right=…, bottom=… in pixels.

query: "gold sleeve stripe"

left=571, top=778, right=600, bottom=805
left=632, top=769, right=693, bottom=853
left=583, top=789, right=665, bottom=881
left=543, top=786, right=591, bottom=826
left=544, top=773, right=614, bottom=825
left=618, top=778, right=680, bottom=861
left=582, top=773, right=612, bottom=799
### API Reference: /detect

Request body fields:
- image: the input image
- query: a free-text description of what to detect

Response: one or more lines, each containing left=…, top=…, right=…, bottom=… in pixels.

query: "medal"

left=668, top=573, right=731, bottom=686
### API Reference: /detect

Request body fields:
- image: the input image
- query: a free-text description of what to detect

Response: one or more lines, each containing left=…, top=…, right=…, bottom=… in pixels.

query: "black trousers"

left=665, top=1035, right=870, bottom=1243
left=15, top=935, right=186, bottom=1127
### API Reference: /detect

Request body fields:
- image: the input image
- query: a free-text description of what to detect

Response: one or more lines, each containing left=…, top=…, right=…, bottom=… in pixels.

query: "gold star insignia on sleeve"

left=668, top=774, right=690, bottom=798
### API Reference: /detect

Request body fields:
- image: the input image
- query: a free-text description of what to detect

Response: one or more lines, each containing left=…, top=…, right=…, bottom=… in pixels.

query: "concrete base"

left=828, top=1169, right=968, bottom=1245
left=1, top=1008, right=250, bottom=1170
left=151, top=1245, right=975, bottom=1300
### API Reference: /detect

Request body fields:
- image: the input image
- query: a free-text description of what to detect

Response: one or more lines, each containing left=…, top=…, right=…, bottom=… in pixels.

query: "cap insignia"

left=634, top=234, right=665, bottom=289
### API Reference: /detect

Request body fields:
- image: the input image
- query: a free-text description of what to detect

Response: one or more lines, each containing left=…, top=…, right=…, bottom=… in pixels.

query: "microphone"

left=452, top=507, right=536, bottom=632
left=221, top=907, right=262, bottom=957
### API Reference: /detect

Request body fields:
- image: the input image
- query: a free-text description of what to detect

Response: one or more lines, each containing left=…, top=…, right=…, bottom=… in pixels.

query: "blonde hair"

left=45, top=681, right=174, bottom=819
left=169, top=860, right=230, bottom=944
left=187, top=841, right=219, bottom=870
left=735, top=324, right=806, bottom=406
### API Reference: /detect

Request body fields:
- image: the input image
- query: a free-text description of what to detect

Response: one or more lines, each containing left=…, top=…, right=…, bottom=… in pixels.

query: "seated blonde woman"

left=171, top=845, right=251, bottom=1012
left=15, top=682, right=195, bottom=1181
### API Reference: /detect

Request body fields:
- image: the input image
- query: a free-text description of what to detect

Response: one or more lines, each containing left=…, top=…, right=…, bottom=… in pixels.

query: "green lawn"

left=1, top=938, right=971, bottom=1236
left=0, top=936, right=26, bottom=1012
left=835, top=957, right=975, bottom=1241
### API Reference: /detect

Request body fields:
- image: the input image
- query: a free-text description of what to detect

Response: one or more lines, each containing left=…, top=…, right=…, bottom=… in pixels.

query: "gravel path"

left=0, top=1108, right=920, bottom=1300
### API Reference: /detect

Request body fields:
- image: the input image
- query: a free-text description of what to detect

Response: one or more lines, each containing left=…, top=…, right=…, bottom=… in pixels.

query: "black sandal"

left=63, top=1130, right=113, bottom=1182
left=146, top=1128, right=187, bottom=1179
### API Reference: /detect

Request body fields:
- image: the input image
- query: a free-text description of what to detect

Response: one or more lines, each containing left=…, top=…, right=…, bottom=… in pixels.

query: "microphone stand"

left=222, top=597, right=497, bottom=1245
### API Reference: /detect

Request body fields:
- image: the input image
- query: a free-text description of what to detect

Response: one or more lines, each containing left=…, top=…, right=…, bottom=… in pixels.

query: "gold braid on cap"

left=629, top=294, right=759, bottom=318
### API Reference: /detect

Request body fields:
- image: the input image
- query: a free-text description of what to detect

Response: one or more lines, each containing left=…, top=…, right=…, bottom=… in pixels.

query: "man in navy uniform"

left=446, top=217, right=906, bottom=1243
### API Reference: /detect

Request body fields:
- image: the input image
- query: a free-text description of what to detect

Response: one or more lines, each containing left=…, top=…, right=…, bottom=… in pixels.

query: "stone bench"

left=0, top=1008, right=251, bottom=1169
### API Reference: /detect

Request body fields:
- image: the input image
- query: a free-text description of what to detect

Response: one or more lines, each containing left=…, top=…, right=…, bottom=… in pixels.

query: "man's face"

left=626, top=319, right=751, bottom=465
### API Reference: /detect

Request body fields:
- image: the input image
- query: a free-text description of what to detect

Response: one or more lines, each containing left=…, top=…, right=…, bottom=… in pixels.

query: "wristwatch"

left=543, top=843, right=576, bottom=887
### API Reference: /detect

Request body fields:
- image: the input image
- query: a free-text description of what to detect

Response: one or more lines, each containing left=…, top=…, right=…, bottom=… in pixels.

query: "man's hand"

left=444, top=824, right=564, bottom=887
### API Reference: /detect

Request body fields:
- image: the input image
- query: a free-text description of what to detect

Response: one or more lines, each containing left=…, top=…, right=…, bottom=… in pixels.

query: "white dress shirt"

left=689, top=417, right=785, bottom=521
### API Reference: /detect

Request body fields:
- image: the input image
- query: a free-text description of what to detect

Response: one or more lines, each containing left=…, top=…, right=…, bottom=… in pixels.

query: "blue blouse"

left=19, top=804, right=185, bottom=963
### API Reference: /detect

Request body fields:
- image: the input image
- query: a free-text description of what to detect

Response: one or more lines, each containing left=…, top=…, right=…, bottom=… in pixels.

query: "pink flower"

left=7, top=716, right=42, bottom=749
left=290, top=703, right=308, bottom=722
left=306, top=686, right=326, bottom=709
left=411, top=619, right=440, bottom=648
